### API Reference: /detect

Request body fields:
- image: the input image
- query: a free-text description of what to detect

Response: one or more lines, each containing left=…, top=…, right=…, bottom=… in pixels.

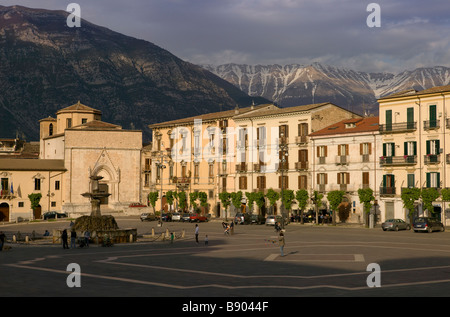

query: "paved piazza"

left=1, top=217, right=450, bottom=300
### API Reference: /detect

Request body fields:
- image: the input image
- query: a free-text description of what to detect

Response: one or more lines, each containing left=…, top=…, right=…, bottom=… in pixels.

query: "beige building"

left=0, top=101, right=143, bottom=221
left=309, top=116, right=381, bottom=223
left=378, top=85, right=450, bottom=225
left=148, top=102, right=359, bottom=217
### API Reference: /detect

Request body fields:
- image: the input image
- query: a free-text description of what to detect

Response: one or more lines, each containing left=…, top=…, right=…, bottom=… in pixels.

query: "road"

left=1, top=218, right=450, bottom=301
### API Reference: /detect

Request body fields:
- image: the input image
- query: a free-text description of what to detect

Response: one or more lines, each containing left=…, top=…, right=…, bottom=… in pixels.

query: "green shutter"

left=426, top=140, right=430, bottom=155
left=386, top=110, right=392, bottom=131
left=426, top=173, right=430, bottom=188
left=430, top=105, right=437, bottom=127
left=407, top=108, right=414, bottom=129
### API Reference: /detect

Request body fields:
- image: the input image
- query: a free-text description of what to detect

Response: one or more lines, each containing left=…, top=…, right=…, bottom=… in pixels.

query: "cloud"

left=1, top=0, right=450, bottom=73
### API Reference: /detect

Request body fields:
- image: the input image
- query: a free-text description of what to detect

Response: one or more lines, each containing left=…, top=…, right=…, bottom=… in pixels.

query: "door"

left=0, top=203, right=9, bottom=222
left=385, top=202, right=394, bottom=220
left=33, top=205, right=42, bottom=220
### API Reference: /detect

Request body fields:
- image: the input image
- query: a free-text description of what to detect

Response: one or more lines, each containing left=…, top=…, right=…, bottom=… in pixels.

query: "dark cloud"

left=2, top=0, right=449, bottom=72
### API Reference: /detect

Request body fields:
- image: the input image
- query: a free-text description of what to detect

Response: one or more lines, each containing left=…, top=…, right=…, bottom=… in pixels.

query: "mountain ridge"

left=202, top=63, right=450, bottom=115
left=0, top=5, right=268, bottom=142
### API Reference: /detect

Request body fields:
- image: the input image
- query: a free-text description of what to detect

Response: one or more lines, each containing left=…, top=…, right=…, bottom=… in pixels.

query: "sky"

left=2, top=0, right=450, bottom=73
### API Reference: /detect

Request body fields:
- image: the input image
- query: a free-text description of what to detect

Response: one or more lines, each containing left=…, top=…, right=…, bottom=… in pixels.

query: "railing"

left=423, top=120, right=440, bottom=130
left=295, top=161, right=308, bottom=170
left=295, top=135, right=308, bottom=144
left=235, top=163, right=247, bottom=173
left=380, top=155, right=417, bottom=166
left=277, top=162, right=289, bottom=171
left=379, top=121, right=417, bottom=133
left=380, top=186, right=396, bottom=195
left=335, top=155, right=348, bottom=165
left=174, top=177, right=191, bottom=184
left=424, top=154, right=440, bottom=165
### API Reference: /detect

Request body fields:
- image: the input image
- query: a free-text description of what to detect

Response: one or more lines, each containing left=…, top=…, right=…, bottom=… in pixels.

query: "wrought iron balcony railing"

left=379, top=121, right=417, bottom=133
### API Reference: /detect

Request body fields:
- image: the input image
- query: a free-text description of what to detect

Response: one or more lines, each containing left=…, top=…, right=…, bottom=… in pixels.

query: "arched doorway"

left=0, top=203, right=9, bottom=222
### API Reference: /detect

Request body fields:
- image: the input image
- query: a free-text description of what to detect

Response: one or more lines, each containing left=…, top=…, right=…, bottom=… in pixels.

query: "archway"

left=0, top=203, right=9, bottom=222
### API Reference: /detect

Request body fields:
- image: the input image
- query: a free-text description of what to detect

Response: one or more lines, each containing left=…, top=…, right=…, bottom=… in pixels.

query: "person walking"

left=70, top=229, right=77, bottom=249
left=278, top=231, right=285, bottom=257
left=204, top=235, right=208, bottom=246
left=194, top=224, right=199, bottom=244
left=0, top=231, right=6, bottom=251
left=84, top=229, right=91, bottom=248
left=61, top=229, right=69, bottom=249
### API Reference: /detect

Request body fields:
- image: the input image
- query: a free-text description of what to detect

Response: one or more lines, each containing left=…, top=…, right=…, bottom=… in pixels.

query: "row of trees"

left=401, top=187, right=448, bottom=224
left=147, top=188, right=379, bottom=225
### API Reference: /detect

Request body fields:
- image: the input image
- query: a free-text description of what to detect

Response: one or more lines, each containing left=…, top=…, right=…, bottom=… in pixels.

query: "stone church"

left=0, top=102, right=143, bottom=221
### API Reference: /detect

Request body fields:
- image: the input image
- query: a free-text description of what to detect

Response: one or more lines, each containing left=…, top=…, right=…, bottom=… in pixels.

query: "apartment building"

left=148, top=102, right=359, bottom=217
left=309, top=116, right=381, bottom=223
left=378, top=85, right=450, bottom=225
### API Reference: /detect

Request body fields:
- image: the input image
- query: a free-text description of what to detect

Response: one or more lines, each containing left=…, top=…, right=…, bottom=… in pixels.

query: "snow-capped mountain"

left=202, top=63, right=450, bottom=115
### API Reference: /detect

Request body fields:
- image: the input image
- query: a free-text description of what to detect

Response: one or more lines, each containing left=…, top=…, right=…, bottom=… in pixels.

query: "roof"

left=0, top=159, right=66, bottom=171
left=148, top=104, right=275, bottom=129
left=379, top=84, right=450, bottom=101
left=68, top=120, right=122, bottom=130
left=309, top=116, right=379, bottom=137
left=56, top=101, right=102, bottom=115
left=233, top=102, right=335, bottom=120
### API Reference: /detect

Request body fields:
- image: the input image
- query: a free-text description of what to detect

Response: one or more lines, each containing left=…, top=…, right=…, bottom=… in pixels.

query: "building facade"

left=309, top=116, right=382, bottom=223
left=378, top=85, right=450, bottom=225
left=148, top=102, right=359, bottom=217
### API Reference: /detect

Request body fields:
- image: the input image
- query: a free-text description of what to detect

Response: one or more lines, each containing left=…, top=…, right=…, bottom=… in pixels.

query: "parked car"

left=140, top=213, right=156, bottom=221
left=413, top=217, right=445, bottom=233
left=234, top=213, right=250, bottom=224
left=43, top=211, right=68, bottom=220
left=171, top=212, right=181, bottom=221
left=189, top=213, right=208, bottom=222
left=265, top=215, right=287, bottom=226
left=382, top=219, right=411, bottom=231
left=181, top=213, right=191, bottom=222
left=265, top=215, right=277, bottom=226
left=161, top=213, right=172, bottom=222
left=250, top=214, right=265, bottom=225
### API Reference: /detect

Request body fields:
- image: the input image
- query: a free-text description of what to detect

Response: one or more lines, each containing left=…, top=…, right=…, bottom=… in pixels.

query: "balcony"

left=235, top=163, right=248, bottom=173
left=423, top=120, right=440, bottom=130
left=174, top=177, right=191, bottom=184
left=380, top=186, right=396, bottom=196
left=379, top=122, right=417, bottom=134
left=380, top=155, right=417, bottom=166
left=0, top=190, right=14, bottom=199
left=277, top=162, right=289, bottom=172
left=424, top=154, right=440, bottom=165
left=295, top=135, right=308, bottom=144
left=335, top=155, right=348, bottom=165
left=295, top=161, right=308, bottom=170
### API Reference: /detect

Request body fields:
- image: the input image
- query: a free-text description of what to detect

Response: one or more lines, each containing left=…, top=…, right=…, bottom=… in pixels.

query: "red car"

left=189, top=213, right=208, bottom=222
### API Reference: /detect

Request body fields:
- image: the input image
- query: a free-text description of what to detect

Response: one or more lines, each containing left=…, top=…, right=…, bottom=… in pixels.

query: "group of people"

left=60, top=229, right=91, bottom=249
left=221, top=221, right=234, bottom=235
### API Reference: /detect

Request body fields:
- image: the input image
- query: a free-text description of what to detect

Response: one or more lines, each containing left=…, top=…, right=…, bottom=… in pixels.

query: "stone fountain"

left=69, top=175, right=137, bottom=244
left=81, top=175, right=111, bottom=217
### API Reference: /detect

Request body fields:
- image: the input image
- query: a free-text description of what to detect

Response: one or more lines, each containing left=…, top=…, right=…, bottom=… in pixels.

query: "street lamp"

left=279, top=132, right=289, bottom=229
left=156, top=161, right=166, bottom=225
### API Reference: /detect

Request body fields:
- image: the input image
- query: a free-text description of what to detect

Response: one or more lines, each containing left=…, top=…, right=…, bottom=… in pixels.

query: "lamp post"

left=279, top=132, right=289, bottom=229
left=156, top=161, right=166, bottom=225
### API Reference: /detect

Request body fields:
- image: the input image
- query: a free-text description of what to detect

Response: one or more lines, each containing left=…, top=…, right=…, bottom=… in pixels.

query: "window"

left=34, top=178, right=41, bottom=191
left=51, top=202, right=56, bottom=207
left=298, top=175, right=307, bottom=190
left=18, top=202, right=24, bottom=208
left=256, top=176, right=266, bottom=190
left=55, top=180, right=60, bottom=190
left=407, top=174, right=415, bottom=188
left=257, top=126, right=266, bottom=146
left=279, top=175, right=288, bottom=189
left=426, top=172, right=440, bottom=188
left=404, top=141, right=417, bottom=156
left=82, top=118, right=87, bottom=124
left=49, top=123, right=53, bottom=136
left=362, top=172, right=370, bottom=188
left=66, top=118, right=72, bottom=128
left=239, top=176, right=247, bottom=190
left=429, top=105, right=437, bottom=127
left=385, top=109, right=392, bottom=131
left=383, top=143, right=395, bottom=157
left=337, top=172, right=350, bottom=184
left=407, top=107, right=414, bottom=129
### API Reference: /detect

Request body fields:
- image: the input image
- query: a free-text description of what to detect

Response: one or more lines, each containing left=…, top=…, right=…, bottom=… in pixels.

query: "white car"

left=171, top=212, right=181, bottom=221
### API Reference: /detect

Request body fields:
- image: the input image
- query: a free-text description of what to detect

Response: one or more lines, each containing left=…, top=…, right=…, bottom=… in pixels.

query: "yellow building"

left=148, top=102, right=359, bottom=217
left=378, top=85, right=450, bottom=224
